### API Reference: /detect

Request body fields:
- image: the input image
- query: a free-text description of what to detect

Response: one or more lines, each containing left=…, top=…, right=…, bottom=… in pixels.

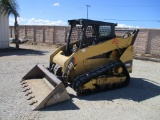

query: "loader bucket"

left=21, top=64, right=70, bottom=110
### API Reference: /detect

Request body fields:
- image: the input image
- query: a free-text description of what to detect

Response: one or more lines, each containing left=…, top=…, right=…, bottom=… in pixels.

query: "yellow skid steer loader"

left=21, top=19, right=139, bottom=110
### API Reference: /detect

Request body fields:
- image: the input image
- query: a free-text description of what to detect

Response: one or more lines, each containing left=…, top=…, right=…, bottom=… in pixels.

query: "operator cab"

left=66, top=19, right=117, bottom=54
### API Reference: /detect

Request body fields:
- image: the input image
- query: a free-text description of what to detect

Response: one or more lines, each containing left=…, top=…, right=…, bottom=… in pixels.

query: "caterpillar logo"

left=112, top=39, right=119, bottom=44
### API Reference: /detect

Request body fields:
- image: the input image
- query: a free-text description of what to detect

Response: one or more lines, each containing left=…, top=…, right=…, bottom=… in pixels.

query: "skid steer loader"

left=21, top=19, right=139, bottom=110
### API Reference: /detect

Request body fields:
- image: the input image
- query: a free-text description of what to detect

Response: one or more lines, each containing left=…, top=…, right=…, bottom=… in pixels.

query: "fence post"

left=145, top=29, right=151, bottom=54
left=53, top=26, right=56, bottom=44
left=24, top=26, right=27, bottom=37
left=43, top=26, right=45, bottom=43
left=33, top=26, right=36, bottom=42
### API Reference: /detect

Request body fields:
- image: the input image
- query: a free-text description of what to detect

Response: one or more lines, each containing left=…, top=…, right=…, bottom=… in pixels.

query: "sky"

left=9, top=0, right=160, bottom=28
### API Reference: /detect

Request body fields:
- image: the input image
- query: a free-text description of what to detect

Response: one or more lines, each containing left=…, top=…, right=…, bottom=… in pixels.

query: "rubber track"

left=72, top=61, right=130, bottom=93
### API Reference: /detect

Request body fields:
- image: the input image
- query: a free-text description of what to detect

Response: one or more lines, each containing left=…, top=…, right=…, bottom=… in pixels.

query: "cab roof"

left=68, top=19, right=117, bottom=26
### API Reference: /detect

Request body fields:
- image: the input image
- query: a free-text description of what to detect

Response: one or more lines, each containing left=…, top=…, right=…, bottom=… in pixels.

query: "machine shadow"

left=40, top=99, right=79, bottom=111
left=73, top=77, right=160, bottom=102
left=40, top=77, right=160, bottom=111
left=0, top=47, right=48, bottom=57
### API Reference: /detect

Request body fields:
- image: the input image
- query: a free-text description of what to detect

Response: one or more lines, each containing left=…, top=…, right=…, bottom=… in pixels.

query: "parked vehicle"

left=10, top=36, right=28, bottom=44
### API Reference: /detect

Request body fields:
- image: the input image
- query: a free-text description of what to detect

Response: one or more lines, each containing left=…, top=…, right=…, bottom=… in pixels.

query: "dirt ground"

left=0, top=44, right=160, bottom=120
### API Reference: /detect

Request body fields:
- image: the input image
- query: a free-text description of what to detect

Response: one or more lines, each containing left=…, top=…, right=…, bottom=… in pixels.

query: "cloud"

left=9, top=17, right=66, bottom=26
left=9, top=18, right=15, bottom=25
left=117, top=24, right=139, bottom=28
left=9, top=17, right=27, bottom=25
left=9, top=17, right=139, bottom=28
left=53, top=3, right=60, bottom=6
left=27, top=18, right=65, bottom=25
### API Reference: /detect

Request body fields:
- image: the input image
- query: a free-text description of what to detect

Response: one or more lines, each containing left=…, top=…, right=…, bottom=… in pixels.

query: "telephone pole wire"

left=86, top=5, right=91, bottom=19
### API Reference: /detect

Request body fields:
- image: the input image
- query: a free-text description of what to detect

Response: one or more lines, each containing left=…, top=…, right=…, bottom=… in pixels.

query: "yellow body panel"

left=120, top=46, right=134, bottom=63
left=71, top=37, right=132, bottom=64
left=120, top=46, right=134, bottom=72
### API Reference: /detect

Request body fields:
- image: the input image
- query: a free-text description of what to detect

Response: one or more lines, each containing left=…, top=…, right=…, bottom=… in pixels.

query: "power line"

left=60, top=6, right=85, bottom=11
left=101, top=5, right=160, bottom=7
left=104, top=19, right=160, bottom=22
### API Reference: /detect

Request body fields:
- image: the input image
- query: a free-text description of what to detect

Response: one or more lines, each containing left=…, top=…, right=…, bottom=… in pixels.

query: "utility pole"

left=86, top=5, right=91, bottom=19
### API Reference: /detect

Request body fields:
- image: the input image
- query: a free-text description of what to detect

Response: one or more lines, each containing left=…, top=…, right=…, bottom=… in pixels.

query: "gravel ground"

left=0, top=44, right=160, bottom=120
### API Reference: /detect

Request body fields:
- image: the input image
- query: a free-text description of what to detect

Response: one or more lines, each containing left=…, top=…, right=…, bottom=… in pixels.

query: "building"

left=0, top=12, right=9, bottom=49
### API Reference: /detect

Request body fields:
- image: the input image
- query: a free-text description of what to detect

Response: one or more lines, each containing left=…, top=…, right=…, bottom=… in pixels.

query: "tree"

left=0, top=0, right=20, bottom=48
